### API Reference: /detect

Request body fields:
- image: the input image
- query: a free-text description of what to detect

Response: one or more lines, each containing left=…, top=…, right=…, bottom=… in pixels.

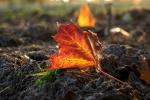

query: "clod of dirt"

left=0, top=34, right=24, bottom=47
left=27, top=51, right=48, bottom=61
left=18, top=73, right=133, bottom=100
left=23, top=44, right=43, bottom=51
left=21, top=25, right=51, bottom=41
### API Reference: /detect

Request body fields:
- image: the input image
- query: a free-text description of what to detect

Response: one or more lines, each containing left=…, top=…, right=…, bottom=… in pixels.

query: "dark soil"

left=0, top=9, right=150, bottom=100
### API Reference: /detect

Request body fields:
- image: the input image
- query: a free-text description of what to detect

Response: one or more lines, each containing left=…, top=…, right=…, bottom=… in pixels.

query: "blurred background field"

left=0, top=0, right=149, bottom=46
left=0, top=0, right=150, bottom=18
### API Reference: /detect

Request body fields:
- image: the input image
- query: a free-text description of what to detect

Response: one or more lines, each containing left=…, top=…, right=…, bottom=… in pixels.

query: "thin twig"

left=0, top=86, right=10, bottom=94
left=97, top=68, right=125, bottom=85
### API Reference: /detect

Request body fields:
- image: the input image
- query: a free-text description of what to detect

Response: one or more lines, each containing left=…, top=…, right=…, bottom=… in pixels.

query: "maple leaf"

left=48, top=22, right=125, bottom=84
left=138, top=56, right=150, bottom=84
left=49, top=22, right=103, bottom=70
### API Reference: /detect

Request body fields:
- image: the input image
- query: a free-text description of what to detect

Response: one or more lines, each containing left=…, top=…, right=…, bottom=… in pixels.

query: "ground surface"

left=0, top=8, right=150, bottom=100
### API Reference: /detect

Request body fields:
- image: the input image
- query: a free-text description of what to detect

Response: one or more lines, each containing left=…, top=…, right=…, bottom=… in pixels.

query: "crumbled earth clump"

left=0, top=43, right=150, bottom=100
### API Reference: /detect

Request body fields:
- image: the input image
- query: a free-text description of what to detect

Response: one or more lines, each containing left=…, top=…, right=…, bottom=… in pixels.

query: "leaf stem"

left=97, top=68, right=125, bottom=85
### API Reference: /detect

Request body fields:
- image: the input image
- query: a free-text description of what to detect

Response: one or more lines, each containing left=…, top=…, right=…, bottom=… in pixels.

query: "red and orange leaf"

left=49, top=22, right=98, bottom=70
left=77, top=4, right=96, bottom=27
left=50, top=23, right=96, bottom=69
